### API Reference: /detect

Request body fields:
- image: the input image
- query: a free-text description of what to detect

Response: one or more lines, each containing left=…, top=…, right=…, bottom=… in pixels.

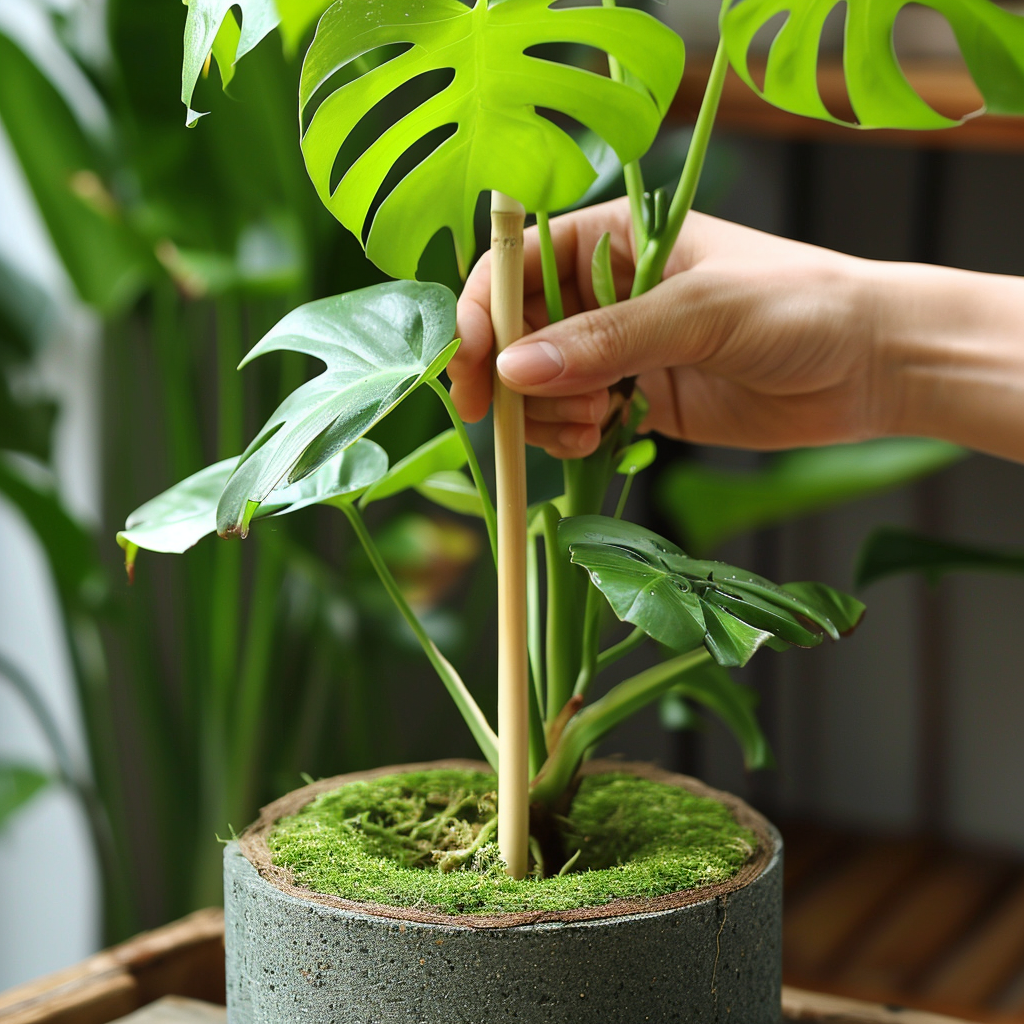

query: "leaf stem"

left=340, top=502, right=499, bottom=771
left=535, top=212, right=564, bottom=324
left=541, top=502, right=575, bottom=725
left=428, top=377, right=498, bottom=564
left=632, top=39, right=729, bottom=297
left=602, top=0, right=648, bottom=255
left=595, top=626, right=647, bottom=675
left=532, top=648, right=711, bottom=806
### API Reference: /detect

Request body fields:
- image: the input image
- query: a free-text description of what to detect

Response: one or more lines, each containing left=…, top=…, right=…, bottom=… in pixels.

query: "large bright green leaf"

left=658, top=439, right=963, bottom=554
left=118, top=439, right=387, bottom=571
left=0, top=763, right=50, bottom=832
left=416, top=470, right=484, bottom=517
left=299, top=0, right=684, bottom=278
left=857, top=527, right=1024, bottom=587
left=217, top=281, right=457, bottom=535
left=721, top=0, right=1024, bottom=129
left=663, top=660, right=773, bottom=770
left=561, top=515, right=863, bottom=667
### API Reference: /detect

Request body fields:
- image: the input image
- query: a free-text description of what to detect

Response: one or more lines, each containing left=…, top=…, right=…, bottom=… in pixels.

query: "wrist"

left=867, top=260, right=1024, bottom=462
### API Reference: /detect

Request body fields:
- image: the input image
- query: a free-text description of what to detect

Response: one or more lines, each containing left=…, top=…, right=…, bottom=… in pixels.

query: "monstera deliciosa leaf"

left=299, top=0, right=685, bottom=278
left=216, top=281, right=457, bottom=536
left=720, top=0, right=1024, bottom=129
left=561, top=516, right=863, bottom=667
left=118, top=439, right=387, bottom=573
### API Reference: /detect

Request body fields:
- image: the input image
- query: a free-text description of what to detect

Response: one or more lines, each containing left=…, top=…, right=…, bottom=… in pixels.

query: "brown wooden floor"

left=782, top=824, right=1024, bottom=1022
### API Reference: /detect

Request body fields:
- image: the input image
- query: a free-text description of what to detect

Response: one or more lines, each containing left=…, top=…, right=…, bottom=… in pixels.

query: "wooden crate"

left=0, top=907, right=977, bottom=1024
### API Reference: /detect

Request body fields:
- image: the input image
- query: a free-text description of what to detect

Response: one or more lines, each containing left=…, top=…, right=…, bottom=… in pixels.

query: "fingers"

left=495, top=274, right=720, bottom=398
left=525, top=419, right=602, bottom=459
left=524, top=390, right=610, bottom=425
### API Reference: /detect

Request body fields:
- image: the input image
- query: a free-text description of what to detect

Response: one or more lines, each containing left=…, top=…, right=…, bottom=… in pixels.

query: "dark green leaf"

left=657, top=438, right=963, bottom=554
left=216, top=281, right=457, bottom=535
left=119, top=440, right=388, bottom=568
left=0, top=455, right=105, bottom=610
left=721, top=0, right=1024, bottom=129
left=0, top=763, right=50, bottom=831
left=782, top=581, right=865, bottom=634
left=856, top=527, right=1024, bottom=588
left=561, top=515, right=860, bottom=667
left=299, top=0, right=684, bottom=277
left=669, top=660, right=773, bottom=770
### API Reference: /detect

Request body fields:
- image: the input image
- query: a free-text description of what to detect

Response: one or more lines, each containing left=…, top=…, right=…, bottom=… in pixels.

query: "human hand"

left=450, top=197, right=893, bottom=458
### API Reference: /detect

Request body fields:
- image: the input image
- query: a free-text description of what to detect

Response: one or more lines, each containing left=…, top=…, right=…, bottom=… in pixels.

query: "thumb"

left=495, top=280, right=700, bottom=397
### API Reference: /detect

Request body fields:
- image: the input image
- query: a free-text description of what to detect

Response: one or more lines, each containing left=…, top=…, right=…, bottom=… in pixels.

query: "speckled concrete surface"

left=224, top=825, right=782, bottom=1024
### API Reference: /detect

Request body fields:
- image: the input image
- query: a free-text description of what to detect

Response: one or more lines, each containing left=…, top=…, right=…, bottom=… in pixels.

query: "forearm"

left=873, top=261, right=1024, bottom=463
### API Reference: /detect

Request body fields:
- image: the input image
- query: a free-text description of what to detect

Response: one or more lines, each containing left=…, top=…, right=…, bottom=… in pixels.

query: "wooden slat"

left=832, top=853, right=1006, bottom=995
left=0, top=910, right=224, bottom=1024
left=111, top=999, right=225, bottom=1024
left=673, top=58, right=1024, bottom=154
left=784, top=838, right=934, bottom=980
left=919, top=873, right=1024, bottom=1007
left=783, top=986, right=980, bottom=1024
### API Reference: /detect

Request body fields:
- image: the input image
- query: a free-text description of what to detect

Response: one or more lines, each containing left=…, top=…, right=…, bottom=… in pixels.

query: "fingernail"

left=496, top=340, right=563, bottom=385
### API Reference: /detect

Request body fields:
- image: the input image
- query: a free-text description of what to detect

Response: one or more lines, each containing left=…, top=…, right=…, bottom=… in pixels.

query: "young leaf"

left=591, top=232, right=616, bottom=308
left=360, top=429, right=465, bottom=508
left=616, top=439, right=656, bottom=476
left=658, top=438, right=963, bottom=554
left=216, top=281, right=457, bottom=536
left=560, top=515, right=862, bottom=667
left=0, top=763, right=50, bottom=832
left=721, top=0, right=1024, bottom=129
left=299, top=0, right=684, bottom=278
left=856, top=528, right=1024, bottom=588
left=119, top=440, right=388, bottom=569
left=415, top=471, right=485, bottom=518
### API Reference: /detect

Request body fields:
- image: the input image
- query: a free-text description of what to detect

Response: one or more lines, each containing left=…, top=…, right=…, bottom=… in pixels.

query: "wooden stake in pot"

left=490, top=190, right=529, bottom=880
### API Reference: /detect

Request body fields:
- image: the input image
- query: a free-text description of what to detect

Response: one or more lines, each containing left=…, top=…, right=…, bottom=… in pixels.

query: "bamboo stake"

left=490, top=190, right=529, bottom=880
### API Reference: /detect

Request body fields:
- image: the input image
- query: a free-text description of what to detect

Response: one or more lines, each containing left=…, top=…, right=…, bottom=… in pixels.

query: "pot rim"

left=237, top=758, right=778, bottom=930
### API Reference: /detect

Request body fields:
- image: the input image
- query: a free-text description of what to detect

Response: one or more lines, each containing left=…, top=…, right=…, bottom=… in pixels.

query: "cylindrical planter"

left=225, top=759, right=783, bottom=1024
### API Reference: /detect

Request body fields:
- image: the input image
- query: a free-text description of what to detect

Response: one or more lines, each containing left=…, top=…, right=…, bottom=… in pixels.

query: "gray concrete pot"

left=224, top=759, right=783, bottom=1024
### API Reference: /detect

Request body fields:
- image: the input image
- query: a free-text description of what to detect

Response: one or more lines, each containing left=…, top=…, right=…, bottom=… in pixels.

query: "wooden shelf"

left=673, top=58, right=1024, bottom=153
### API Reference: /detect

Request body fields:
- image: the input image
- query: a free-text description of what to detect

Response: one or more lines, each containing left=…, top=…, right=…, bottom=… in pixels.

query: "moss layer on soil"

left=267, top=769, right=757, bottom=916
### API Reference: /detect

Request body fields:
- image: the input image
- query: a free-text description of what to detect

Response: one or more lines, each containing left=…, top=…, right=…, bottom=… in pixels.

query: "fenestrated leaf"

left=561, top=515, right=861, bottom=667
left=118, top=440, right=387, bottom=573
left=666, top=659, right=773, bottom=770
left=416, top=470, right=484, bottom=517
left=299, top=0, right=684, bottom=278
left=720, top=0, right=1024, bottom=129
left=856, top=527, right=1024, bottom=588
left=782, top=581, right=864, bottom=635
left=360, top=429, right=465, bottom=507
left=657, top=439, right=963, bottom=554
left=216, top=281, right=457, bottom=536
left=0, top=763, right=50, bottom=832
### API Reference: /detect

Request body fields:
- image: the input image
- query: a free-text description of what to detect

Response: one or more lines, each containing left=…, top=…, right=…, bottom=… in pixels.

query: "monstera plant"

left=121, top=0, right=1024, bottom=890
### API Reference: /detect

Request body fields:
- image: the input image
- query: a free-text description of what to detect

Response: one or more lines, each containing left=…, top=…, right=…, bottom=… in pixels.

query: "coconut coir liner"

left=238, top=758, right=776, bottom=930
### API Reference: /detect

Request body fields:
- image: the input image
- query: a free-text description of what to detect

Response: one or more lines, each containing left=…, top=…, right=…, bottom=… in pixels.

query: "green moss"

left=267, top=769, right=757, bottom=916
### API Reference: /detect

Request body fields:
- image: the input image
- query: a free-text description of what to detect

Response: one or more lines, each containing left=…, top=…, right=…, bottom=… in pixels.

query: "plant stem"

left=490, top=190, right=530, bottom=880
left=540, top=502, right=575, bottom=725
left=573, top=584, right=603, bottom=698
left=602, top=0, right=649, bottom=256
left=595, top=626, right=647, bottom=675
left=613, top=472, right=635, bottom=520
left=526, top=535, right=545, bottom=722
left=535, top=212, right=564, bottom=324
left=532, top=648, right=711, bottom=806
left=340, top=501, right=499, bottom=771
left=632, top=39, right=729, bottom=297
left=427, top=376, right=498, bottom=563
